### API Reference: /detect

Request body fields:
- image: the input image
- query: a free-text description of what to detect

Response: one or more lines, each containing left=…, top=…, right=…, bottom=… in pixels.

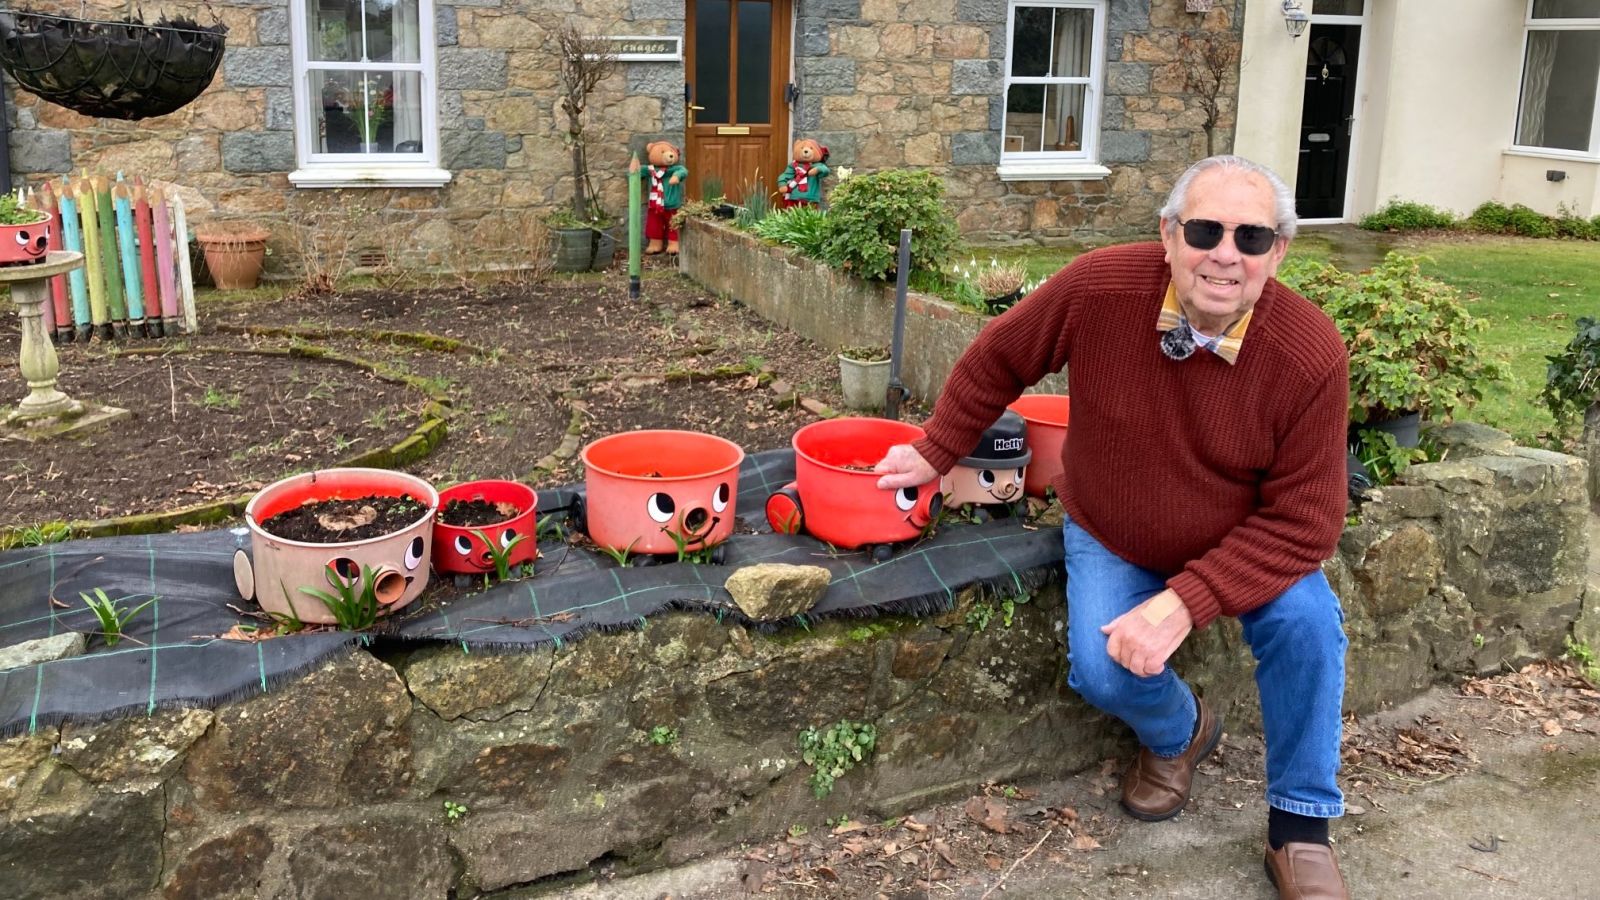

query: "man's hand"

left=1100, top=589, right=1193, bottom=677
left=874, top=444, right=937, bottom=490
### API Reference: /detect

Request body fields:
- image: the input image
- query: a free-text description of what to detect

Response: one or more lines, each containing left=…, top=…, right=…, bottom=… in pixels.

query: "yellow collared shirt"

left=1155, top=283, right=1251, bottom=364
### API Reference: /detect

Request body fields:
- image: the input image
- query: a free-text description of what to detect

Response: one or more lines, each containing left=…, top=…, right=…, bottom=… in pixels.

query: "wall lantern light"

left=1283, top=1, right=1312, bottom=38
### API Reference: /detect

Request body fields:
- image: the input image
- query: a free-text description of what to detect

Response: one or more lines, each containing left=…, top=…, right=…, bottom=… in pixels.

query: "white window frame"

left=1511, top=0, right=1600, bottom=160
left=288, top=0, right=451, bottom=188
left=997, top=0, right=1110, bottom=182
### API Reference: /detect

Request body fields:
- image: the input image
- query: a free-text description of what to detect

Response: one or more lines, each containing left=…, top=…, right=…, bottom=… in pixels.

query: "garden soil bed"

left=0, top=270, right=860, bottom=529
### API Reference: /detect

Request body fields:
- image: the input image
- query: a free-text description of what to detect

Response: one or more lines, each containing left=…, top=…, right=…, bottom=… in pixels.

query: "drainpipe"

left=0, top=80, right=13, bottom=194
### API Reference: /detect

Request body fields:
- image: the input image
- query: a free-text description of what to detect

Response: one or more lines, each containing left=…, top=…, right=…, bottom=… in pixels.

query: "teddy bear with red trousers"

left=644, top=140, right=688, bottom=255
left=778, top=139, right=830, bottom=208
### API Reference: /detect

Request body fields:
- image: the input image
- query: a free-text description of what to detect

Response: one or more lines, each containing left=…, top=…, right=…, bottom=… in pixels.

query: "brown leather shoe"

left=1119, top=697, right=1222, bottom=821
left=1264, top=841, right=1350, bottom=899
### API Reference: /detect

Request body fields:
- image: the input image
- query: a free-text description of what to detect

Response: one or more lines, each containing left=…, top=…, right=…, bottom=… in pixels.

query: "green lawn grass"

left=975, top=231, right=1600, bottom=445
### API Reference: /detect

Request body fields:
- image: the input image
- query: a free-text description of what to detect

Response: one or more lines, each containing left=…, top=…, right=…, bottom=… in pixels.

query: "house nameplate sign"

left=590, top=36, right=682, bottom=62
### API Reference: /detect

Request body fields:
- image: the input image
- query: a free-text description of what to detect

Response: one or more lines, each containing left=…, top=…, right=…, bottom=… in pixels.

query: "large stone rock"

left=287, top=819, right=456, bottom=898
left=0, top=784, right=163, bottom=899
left=1354, top=523, right=1443, bottom=618
left=59, top=708, right=213, bottom=789
left=0, top=730, right=55, bottom=812
left=181, top=653, right=414, bottom=812
left=724, top=563, right=831, bottom=620
left=0, top=633, right=84, bottom=671
left=222, top=47, right=291, bottom=87
left=400, top=644, right=555, bottom=720
left=162, top=825, right=273, bottom=900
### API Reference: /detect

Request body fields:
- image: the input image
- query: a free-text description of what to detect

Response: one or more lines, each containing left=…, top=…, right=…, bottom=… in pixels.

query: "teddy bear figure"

left=644, top=140, right=689, bottom=255
left=778, top=139, right=830, bottom=208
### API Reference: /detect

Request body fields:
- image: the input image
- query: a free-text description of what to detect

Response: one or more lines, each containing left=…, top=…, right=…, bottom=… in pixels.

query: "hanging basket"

left=0, top=11, right=227, bottom=120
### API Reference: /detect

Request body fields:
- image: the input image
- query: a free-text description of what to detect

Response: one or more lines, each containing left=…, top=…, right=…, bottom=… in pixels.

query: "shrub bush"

left=1506, top=203, right=1557, bottom=238
left=1464, top=201, right=1515, bottom=234
left=819, top=169, right=961, bottom=281
left=1540, top=316, right=1600, bottom=439
left=1277, top=253, right=1500, bottom=424
left=1358, top=200, right=1456, bottom=232
left=1461, top=201, right=1598, bottom=240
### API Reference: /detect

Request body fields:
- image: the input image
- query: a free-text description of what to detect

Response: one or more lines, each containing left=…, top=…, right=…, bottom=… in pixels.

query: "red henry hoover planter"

left=574, top=429, right=745, bottom=564
left=765, top=417, right=942, bottom=561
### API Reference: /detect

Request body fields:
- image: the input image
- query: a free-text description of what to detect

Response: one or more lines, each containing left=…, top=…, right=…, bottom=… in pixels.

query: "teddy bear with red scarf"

left=644, top=140, right=688, bottom=254
left=778, top=138, right=830, bottom=208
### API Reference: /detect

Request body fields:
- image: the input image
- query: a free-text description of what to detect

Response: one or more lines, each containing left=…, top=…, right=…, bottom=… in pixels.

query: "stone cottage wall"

left=0, top=423, right=1594, bottom=898
left=797, top=0, right=1241, bottom=240
left=4, top=0, right=1241, bottom=268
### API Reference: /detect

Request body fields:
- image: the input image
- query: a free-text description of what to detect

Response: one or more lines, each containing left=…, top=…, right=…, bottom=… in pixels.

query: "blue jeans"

left=1062, top=516, right=1347, bottom=818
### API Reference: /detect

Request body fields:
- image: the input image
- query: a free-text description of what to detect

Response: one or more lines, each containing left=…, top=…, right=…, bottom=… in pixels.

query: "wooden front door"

left=685, top=0, right=792, bottom=205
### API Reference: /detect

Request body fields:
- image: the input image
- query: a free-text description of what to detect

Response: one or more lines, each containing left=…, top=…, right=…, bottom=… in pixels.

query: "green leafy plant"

left=0, top=193, right=48, bottom=226
left=799, top=720, right=878, bottom=799
left=819, top=168, right=961, bottom=281
left=298, top=564, right=383, bottom=631
left=8, top=522, right=71, bottom=548
left=966, top=600, right=995, bottom=633
left=1277, top=253, right=1501, bottom=424
left=536, top=513, right=567, bottom=543
left=80, top=588, right=158, bottom=647
left=648, top=725, right=678, bottom=746
left=1565, top=636, right=1600, bottom=685
left=1350, top=428, right=1429, bottom=485
left=1540, top=316, right=1600, bottom=440
left=442, top=800, right=469, bottom=823
left=787, top=823, right=809, bottom=837
left=733, top=182, right=772, bottom=229
left=597, top=538, right=638, bottom=567
left=1358, top=200, right=1456, bottom=233
left=470, top=528, right=532, bottom=581
left=750, top=204, right=830, bottom=257
left=1461, top=200, right=1593, bottom=240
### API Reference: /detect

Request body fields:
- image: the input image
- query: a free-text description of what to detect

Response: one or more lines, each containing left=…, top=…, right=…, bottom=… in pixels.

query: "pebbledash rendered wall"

left=4, top=0, right=1239, bottom=271
left=1, top=423, right=1595, bottom=898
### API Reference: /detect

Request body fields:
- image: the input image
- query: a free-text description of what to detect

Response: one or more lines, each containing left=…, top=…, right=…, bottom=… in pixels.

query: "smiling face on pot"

left=1159, top=167, right=1289, bottom=336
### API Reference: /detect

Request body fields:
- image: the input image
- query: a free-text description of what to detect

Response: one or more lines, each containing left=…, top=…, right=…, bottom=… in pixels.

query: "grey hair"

left=1158, top=155, right=1298, bottom=241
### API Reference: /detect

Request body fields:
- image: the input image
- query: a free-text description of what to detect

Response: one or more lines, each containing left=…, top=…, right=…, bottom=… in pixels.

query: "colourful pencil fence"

left=25, top=172, right=196, bottom=342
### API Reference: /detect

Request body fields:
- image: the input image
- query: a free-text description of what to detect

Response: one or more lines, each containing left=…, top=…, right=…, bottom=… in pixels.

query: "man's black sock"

left=1268, top=807, right=1330, bottom=849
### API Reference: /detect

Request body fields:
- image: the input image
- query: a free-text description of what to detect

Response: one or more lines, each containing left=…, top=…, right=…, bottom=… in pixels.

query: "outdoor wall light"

left=1283, top=1, right=1311, bottom=38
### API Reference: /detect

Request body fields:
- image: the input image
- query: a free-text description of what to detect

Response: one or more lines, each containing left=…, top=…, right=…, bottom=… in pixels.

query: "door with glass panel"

left=302, top=0, right=430, bottom=159
left=685, top=1, right=793, bottom=204
left=1295, top=0, right=1364, bottom=220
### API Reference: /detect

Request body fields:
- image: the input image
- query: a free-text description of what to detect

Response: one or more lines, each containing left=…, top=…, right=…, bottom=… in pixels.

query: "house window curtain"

left=1517, top=32, right=1558, bottom=146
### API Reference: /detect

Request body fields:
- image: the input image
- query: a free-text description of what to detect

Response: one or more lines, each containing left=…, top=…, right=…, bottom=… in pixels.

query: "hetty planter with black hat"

left=766, top=417, right=942, bottom=561
left=234, top=468, right=438, bottom=625
left=1006, top=393, right=1070, bottom=498
left=576, top=430, right=744, bottom=563
left=433, top=480, right=539, bottom=577
left=941, top=409, right=1030, bottom=518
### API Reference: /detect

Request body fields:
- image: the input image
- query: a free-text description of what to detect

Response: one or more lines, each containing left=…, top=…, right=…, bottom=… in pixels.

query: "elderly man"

left=876, top=156, right=1350, bottom=898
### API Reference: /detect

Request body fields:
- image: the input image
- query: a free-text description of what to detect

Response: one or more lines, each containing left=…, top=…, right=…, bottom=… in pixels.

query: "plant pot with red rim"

left=194, top=220, right=271, bottom=290
left=765, top=417, right=941, bottom=561
left=577, top=430, right=744, bottom=563
left=433, top=479, right=539, bottom=578
left=0, top=194, right=50, bottom=266
left=234, top=468, right=438, bottom=627
left=1006, top=394, right=1070, bottom=498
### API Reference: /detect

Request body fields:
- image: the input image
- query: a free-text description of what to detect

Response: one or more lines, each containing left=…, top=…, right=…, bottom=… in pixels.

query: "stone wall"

left=681, top=217, right=1068, bottom=403
left=1, top=422, right=1592, bottom=898
left=4, top=0, right=1240, bottom=273
left=800, top=0, right=1241, bottom=241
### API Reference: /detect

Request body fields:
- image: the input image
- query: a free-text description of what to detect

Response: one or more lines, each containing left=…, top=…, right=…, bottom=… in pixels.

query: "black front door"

left=1295, top=24, right=1360, bottom=220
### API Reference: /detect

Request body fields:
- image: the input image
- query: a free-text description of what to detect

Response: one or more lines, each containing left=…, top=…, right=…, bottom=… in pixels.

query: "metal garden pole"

left=885, top=228, right=912, bottom=420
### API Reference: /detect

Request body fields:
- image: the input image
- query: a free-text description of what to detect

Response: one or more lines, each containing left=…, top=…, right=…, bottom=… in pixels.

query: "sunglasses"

left=1176, top=218, right=1280, bottom=256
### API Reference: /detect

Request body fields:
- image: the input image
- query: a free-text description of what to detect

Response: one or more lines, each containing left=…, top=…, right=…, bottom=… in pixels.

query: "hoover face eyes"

left=453, top=535, right=473, bottom=556
left=499, top=529, right=518, bottom=548
left=646, top=492, right=676, bottom=523
left=405, top=536, right=426, bottom=569
left=711, top=482, right=731, bottom=513
left=895, top=486, right=918, bottom=512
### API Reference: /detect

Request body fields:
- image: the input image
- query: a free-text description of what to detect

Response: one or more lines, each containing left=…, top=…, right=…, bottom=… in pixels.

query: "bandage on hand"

left=1139, top=591, right=1182, bottom=627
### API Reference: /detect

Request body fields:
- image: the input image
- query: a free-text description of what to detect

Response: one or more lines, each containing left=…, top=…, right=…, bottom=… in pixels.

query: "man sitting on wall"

left=875, top=155, right=1352, bottom=899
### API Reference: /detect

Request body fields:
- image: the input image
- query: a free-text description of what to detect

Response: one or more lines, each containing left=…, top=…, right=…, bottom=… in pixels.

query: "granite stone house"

left=1, top=0, right=1252, bottom=265
left=6, top=1, right=1595, bottom=267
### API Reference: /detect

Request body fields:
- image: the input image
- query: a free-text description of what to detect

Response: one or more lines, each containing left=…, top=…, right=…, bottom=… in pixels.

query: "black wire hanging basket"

left=0, top=10, right=227, bottom=120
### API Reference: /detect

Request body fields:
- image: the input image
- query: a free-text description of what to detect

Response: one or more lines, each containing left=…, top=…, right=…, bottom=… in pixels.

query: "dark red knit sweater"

left=914, top=242, right=1349, bottom=629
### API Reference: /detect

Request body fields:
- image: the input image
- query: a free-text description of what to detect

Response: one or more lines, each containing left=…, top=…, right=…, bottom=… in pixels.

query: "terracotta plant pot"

left=1006, top=393, right=1071, bottom=498
left=0, top=211, right=51, bottom=266
left=234, top=468, right=439, bottom=624
left=579, top=430, right=744, bottom=557
left=195, top=224, right=270, bottom=290
left=433, top=479, right=539, bottom=576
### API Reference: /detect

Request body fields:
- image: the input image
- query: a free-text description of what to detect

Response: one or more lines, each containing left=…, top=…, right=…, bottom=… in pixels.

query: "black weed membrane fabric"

left=0, top=451, right=1064, bottom=736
